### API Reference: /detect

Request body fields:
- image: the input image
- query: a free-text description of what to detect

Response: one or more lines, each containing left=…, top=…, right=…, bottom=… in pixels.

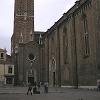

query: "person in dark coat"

left=33, top=85, right=37, bottom=94
left=27, top=83, right=32, bottom=95
left=44, top=82, right=48, bottom=93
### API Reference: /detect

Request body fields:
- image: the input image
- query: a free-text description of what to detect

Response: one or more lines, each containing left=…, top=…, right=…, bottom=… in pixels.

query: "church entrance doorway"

left=28, top=76, right=34, bottom=85
left=53, top=72, right=56, bottom=87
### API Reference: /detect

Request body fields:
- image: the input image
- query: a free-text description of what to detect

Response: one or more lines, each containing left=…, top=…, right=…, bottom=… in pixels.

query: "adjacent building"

left=0, top=48, right=14, bottom=86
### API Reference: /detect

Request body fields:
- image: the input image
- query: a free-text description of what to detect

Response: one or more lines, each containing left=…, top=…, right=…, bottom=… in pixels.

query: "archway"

left=27, top=69, right=37, bottom=86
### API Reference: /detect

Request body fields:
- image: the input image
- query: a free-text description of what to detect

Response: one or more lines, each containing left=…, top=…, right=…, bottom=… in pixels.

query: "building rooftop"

left=0, top=48, right=4, bottom=52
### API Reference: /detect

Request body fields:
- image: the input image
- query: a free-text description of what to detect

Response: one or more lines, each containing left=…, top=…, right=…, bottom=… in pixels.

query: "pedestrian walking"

left=27, top=83, right=32, bottom=95
left=33, top=84, right=37, bottom=94
left=44, top=82, right=48, bottom=93
left=97, top=79, right=100, bottom=91
left=37, top=82, right=40, bottom=89
left=33, top=84, right=40, bottom=94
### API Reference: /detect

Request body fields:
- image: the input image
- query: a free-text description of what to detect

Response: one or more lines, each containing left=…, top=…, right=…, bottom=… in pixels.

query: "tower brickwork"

left=12, top=0, right=34, bottom=51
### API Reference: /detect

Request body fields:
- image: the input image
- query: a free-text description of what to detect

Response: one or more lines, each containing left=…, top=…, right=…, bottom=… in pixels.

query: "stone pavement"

left=0, top=86, right=60, bottom=94
left=0, top=87, right=100, bottom=100
left=0, top=86, right=98, bottom=94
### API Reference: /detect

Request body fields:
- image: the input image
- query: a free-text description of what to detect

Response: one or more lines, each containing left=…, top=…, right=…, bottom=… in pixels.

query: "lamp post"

left=14, top=45, right=18, bottom=86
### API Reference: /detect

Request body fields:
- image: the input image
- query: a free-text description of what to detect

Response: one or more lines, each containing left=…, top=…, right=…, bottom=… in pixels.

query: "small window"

left=1, top=53, right=4, bottom=59
left=30, top=34, right=33, bottom=41
left=8, top=66, right=12, bottom=74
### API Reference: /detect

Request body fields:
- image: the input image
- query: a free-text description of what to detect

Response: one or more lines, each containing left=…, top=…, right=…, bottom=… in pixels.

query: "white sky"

left=0, top=0, right=76, bottom=54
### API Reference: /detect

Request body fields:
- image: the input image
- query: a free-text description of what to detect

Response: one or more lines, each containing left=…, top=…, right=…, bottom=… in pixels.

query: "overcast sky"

left=0, top=0, right=76, bottom=54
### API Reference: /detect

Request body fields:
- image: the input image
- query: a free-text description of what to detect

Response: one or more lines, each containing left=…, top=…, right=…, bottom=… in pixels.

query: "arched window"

left=63, top=25, right=68, bottom=64
left=82, top=14, right=90, bottom=57
left=30, top=30, right=33, bottom=41
left=83, top=14, right=88, bottom=33
left=19, top=32, right=23, bottom=43
left=17, top=0, right=23, bottom=15
left=51, top=37, right=54, bottom=55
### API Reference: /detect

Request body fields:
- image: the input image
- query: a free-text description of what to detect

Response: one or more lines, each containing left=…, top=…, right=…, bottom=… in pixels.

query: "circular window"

left=28, top=53, right=34, bottom=60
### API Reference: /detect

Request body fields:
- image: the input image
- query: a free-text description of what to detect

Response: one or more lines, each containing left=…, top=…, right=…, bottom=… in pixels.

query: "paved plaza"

left=0, top=87, right=100, bottom=100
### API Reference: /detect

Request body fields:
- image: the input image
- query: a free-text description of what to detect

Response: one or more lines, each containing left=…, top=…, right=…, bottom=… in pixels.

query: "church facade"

left=43, top=0, right=100, bottom=87
left=11, top=0, right=100, bottom=87
left=11, top=0, right=45, bottom=85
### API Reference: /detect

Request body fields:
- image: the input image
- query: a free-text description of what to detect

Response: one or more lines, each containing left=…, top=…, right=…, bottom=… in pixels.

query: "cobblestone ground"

left=0, top=89, right=100, bottom=100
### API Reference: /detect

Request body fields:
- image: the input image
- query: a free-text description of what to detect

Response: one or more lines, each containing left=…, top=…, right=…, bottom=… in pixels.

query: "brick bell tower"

left=11, top=0, right=34, bottom=52
left=11, top=0, right=34, bottom=85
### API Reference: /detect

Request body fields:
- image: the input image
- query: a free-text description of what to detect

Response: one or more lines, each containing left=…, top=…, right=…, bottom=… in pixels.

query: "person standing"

left=33, top=84, right=37, bottom=94
left=97, top=79, right=100, bottom=91
left=44, top=82, right=48, bottom=93
left=27, top=83, right=32, bottom=95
